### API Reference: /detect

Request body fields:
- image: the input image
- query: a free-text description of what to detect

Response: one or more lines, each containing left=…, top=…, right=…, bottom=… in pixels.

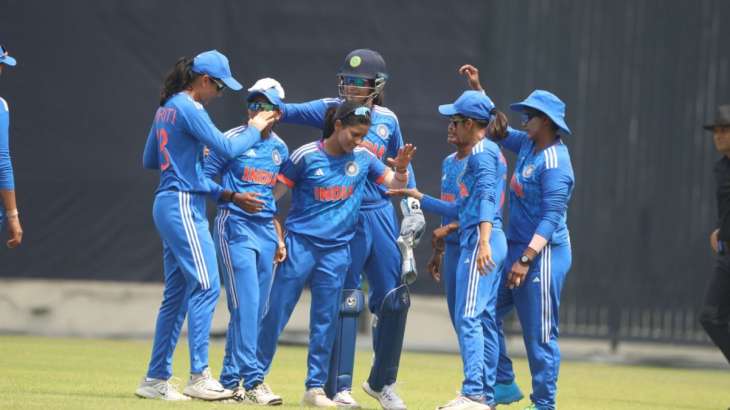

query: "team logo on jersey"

left=345, top=161, right=359, bottom=176
left=271, top=149, right=282, bottom=165
left=376, top=124, right=388, bottom=139
left=522, top=164, right=535, bottom=178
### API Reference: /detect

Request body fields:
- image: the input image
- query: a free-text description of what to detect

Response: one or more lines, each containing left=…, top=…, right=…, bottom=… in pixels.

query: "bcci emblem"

left=376, top=124, right=388, bottom=139
left=522, top=164, right=535, bottom=179
left=345, top=161, right=359, bottom=176
left=272, top=149, right=282, bottom=165
left=346, top=295, right=357, bottom=308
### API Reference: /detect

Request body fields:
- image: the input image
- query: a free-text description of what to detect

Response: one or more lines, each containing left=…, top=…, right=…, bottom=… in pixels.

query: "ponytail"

left=159, top=57, right=199, bottom=106
left=322, top=106, right=338, bottom=139
left=487, top=109, right=509, bottom=139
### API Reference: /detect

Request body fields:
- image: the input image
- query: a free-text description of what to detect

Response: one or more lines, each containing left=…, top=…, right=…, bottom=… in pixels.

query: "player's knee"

left=340, top=289, right=365, bottom=316
left=380, top=284, right=410, bottom=315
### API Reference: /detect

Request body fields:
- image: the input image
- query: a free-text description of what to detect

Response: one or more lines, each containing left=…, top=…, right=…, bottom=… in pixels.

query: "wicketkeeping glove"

left=399, top=197, right=426, bottom=247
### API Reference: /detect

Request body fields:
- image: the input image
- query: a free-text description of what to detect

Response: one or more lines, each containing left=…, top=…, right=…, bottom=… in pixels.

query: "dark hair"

left=322, top=101, right=372, bottom=139
left=159, top=57, right=200, bottom=106
left=487, top=109, right=509, bottom=139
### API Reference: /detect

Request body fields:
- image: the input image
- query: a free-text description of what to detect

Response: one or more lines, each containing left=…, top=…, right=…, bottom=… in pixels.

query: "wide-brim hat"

left=703, top=105, right=730, bottom=130
left=510, top=90, right=571, bottom=135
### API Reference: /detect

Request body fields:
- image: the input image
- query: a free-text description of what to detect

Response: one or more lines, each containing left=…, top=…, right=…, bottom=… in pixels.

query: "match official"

left=702, top=104, right=730, bottom=365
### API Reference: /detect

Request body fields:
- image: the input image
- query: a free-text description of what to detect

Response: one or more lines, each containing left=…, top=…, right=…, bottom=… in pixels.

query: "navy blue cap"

left=191, top=50, right=242, bottom=91
left=510, top=90, right=571, bottom=135
left=0, top=45, right=17, bottom=67
left=438, top=90, right=495, bottom=121
left=337, top=49, right=388, bottom=80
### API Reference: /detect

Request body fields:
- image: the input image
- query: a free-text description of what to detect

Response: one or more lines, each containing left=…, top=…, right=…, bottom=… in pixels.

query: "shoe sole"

left=134, top=389, right=190, bottom=401
left=183, top=391, right=233, bottom=401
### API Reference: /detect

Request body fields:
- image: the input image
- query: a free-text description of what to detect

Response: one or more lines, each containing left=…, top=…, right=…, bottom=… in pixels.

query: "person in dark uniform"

left=702, top=104, right=730, bottom=366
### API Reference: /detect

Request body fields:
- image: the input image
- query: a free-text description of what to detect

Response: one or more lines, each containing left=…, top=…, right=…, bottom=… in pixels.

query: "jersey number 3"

left=157, top=128, right=171, bottom=171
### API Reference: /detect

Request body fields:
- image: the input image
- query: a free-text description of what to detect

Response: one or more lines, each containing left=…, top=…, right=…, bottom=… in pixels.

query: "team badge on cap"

left=522, top=164, right=535, bottom=178
left=345, top=161, right=359, bottom=176
left=377, top=124, right=388, bottom=139
left=272, top=149, right=282, bottom=165
left=349, top=55, right=362, bottom=68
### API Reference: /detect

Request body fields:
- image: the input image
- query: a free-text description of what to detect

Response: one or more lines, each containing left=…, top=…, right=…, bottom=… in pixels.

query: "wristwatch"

left=518, top=255, right=532, bottom=265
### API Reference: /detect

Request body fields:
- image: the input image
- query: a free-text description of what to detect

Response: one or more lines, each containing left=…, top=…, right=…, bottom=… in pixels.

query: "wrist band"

left=5, top=209, right=18, bottom=218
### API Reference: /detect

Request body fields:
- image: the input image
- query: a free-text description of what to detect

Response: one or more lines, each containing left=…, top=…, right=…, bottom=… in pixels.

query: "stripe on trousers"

left=464, top=227, right=481, bottom=318
left=179, top=192, right=210, bottom=290
left=541, top=245, right=552, bottom=343
left=216, top=209, right=238, bottom=308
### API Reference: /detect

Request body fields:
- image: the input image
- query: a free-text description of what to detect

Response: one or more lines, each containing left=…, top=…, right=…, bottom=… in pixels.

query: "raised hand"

left=458, top=64, right=483, bottom=91
left=386, top=144, right=417, bottom=173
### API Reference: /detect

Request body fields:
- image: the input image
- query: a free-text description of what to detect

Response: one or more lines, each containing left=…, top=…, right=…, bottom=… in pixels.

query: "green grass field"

left=0, top=335, right=727, bottom=409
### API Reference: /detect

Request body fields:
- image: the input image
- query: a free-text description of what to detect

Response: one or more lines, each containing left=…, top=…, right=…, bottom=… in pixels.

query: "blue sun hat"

left=247, top=78, right=285, bottom=107
left=0, top=44, right=17, bottom=66
left=510, top=90, right=571, bottom=135
left=438, top=90, right=495, bottom=121
left=191, top=50, right=242, bottom=91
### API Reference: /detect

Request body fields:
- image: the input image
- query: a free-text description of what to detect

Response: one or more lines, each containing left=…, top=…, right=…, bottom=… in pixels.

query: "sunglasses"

left=248, top=101, right=278, bottom=112
left=521, top=111, right=542, bottom=125
left=342, top=76, right=372, bottom=87
left=0, top=45, right=7, bottom=57
left=209, top=76, right=225, bottom=91
left=449, top=116, right=469, bottom=126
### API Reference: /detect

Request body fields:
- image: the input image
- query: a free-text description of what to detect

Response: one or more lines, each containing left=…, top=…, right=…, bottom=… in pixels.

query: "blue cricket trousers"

left=255, top=231, right=350, bottom=388
left=454, top=226, right=507, bottom=405
left=496, top=240, right=572, bottom=410
left=213, top=209, right=278, bottom=390
left=146, top=190, right=220, bottom=379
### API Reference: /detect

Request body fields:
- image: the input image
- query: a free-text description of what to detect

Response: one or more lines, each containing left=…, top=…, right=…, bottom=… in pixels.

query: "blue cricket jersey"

left=501, top=128, right=575, bottom=245
left=204, top=126, right=289, bottom=219
left=440, top=152, right=467, bottom=244
left=422, top=139, right=507, bottom=246
left=142, top=92, right=261, bottom=195
left=280, top=98, right=416, bottom=209
left=278, top=140, right=387, bottom=248
left=0, top=97, right=14, bottom=191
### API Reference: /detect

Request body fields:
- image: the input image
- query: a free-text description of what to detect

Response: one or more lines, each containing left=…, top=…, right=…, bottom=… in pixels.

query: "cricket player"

left=252, top=101, right=416, bottom=408
left=276, top=49, right=424, bottom=410
left=0, top=44, right=22, bottom=248
left=204, top=79, right=289, bottom=405
left=390, top=90, right=509, bottom=410
left=495, top=92, right=575, bottom=410
left=136, top=50, right=276, bottom=401
left=426, top=121, right=466, bottom=327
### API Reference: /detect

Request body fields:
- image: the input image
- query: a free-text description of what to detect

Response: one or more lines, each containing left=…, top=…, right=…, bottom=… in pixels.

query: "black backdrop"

left=1, top=0, right=729, bottom=342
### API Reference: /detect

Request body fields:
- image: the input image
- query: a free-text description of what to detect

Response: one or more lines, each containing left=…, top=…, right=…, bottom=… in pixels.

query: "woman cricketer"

left=137, top=50, right=275, bottom=401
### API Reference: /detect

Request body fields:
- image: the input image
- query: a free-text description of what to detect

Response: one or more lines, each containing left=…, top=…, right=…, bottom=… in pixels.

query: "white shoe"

left=135, top=377, right=190, bottom=401
left=333, top=389, right=361, bottom=408
left=301, top=387, right=337, bottom=407
left=221, top=386, right=245, bottom=404
left=245, top=382, right=284, bottom=405
left=362, top=382, right=407, bottom=410
left=436, top=394, right=491, bottom=410
left=182, top=368, right=233, bottom=401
